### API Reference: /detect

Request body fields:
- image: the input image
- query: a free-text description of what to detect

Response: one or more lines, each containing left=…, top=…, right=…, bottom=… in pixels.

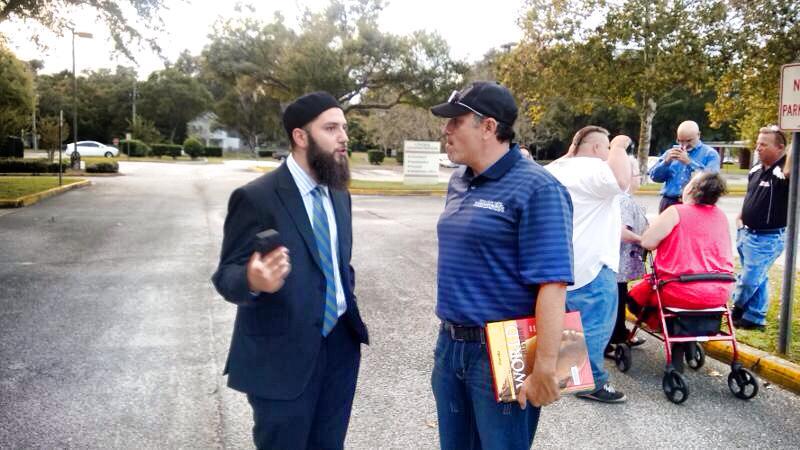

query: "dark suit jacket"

left=212, top=163, right=369, bottom=400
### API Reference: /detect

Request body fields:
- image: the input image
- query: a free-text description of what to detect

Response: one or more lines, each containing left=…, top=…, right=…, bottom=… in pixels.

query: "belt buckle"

left=448, top=323, right=463, bottom=341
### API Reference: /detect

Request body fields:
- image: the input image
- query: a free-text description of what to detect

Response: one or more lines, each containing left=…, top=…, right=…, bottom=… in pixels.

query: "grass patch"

left=349, top=179, right=447, bottom=191
left=721, top=166, right=750, bottom=175
left=0, top=176, right=83, bottom=199
left=120, top=156, right=223, bottom=164
left=733, top=265, right=800, bottom=364
left=349, top=151, right=400, bottom=167
left=638, top=182, right=746, bottom=194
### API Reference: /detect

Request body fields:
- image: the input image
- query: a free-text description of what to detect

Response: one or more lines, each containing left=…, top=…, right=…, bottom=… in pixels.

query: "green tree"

left=0, top=44, right=34, bottom=142
left=500, top=0, right=727, bottom=172
left=708, top=0, right=800, bottom=142
left=137, top=68, right=212, bottom=143
left=363, top=104, right=443, bottom=154
left=213, top=75, right=283, bottom=151
left=38, top=115, right=70, bottom=161
left=0, top=1, right=168, bottom=60
left=35, top=66, right=137, bottom=144
left=201, top=0, right=467, bottom=142
left=126, top=115, right=162, bottom=144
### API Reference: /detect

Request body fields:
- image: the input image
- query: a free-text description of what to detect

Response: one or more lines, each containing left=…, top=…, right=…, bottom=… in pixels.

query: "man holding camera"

left=649, top=120, right=720, bottom=212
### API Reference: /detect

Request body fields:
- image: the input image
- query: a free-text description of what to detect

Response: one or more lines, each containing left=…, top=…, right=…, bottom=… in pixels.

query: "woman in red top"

left=629, top=171, right=734, bottom=309
left=628, top=172, right=733, bottom=370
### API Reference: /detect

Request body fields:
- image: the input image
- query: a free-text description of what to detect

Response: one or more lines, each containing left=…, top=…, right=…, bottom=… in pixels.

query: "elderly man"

left=430, top=81, right=574, bottom=449
left=546, top=126, right=632, bottom=403
left=732, top=126, right=792, bottom=330
left=649, top=120, right=721, bottom=212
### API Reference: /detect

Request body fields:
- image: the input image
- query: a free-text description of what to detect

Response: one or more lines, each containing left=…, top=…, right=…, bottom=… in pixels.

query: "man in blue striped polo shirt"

left=430, top=81, right=574, bottom=450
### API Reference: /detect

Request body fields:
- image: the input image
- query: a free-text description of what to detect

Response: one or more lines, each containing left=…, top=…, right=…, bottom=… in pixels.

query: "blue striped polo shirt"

left=436, top=145, right=574, bottom=326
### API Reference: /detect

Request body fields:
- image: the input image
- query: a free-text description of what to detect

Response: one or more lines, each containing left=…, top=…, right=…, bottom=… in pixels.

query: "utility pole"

left=58, top=110, right=63, bottom=186
left=71, top=29, right=79, bottom=169
left=32, top=99, right=38, bottom=152
left=132, top=78, right=137, bottom=130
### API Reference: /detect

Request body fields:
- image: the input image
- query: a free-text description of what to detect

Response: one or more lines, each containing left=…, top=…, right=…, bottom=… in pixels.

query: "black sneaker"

left=731, top=305, right=745, bottom=321
left=578, top=383, right=626, bottom=403
left=733, top=318, right=765, bottom=331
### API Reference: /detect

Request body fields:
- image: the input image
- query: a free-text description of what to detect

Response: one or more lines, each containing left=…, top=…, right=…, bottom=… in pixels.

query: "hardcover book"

left=485, top=311, right=595, bottom=403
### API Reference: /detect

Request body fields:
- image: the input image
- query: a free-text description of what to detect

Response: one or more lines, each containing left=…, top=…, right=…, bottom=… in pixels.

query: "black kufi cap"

left=282, top=91, right=341, bottom=136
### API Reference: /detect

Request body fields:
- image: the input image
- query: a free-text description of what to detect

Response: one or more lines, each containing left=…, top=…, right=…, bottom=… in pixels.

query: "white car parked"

left=64, top=141, right=119, bottom=158
left=439, top=153, right=458, bottom=168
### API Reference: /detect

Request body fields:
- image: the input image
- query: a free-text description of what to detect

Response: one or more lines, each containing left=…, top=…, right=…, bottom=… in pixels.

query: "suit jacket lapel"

left=275, top=164, right=322, bottom=271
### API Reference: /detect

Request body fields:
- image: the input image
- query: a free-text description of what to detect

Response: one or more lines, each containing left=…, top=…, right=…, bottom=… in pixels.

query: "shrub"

left=119, top=139, right=151, bottom=157
left=85, top=161, right=119, bottom=173
left=257, top=149, right=273, bottom=158
left=183, top=137, right=204, bottom=159
left=395, top=150, right=403, bottom=164
left=367, top=149, right=385, bottom=165
left=204, top=146, right=223, bottom=157
left=0, top=159, right=68, bottom=173
left=150, top=144, right=182, bottom=159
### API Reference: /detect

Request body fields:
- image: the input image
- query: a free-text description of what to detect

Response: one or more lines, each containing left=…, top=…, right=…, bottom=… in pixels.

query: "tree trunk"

left=637, top=97, right=658, bottom=180
left=740, top=149, right=751, bottom=169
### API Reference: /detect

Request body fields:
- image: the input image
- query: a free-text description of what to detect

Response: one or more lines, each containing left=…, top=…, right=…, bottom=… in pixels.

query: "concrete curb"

left=0, top=179, right=90, bottom=208
left=703, top=341, right=800, bottom=394
left=624, top=311, right=800, bottom=394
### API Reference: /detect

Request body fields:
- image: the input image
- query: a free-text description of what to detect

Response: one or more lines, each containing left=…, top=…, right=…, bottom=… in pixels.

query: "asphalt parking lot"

left=1, top=161, right=798, bottom=449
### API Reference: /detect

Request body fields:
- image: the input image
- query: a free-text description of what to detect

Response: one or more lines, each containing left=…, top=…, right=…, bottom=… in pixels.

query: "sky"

left=0, top=0, right=527, bottom=78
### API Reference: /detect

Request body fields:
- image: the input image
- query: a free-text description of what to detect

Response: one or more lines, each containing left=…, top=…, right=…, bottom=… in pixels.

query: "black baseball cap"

left=430, top=81, right=518, bottom=126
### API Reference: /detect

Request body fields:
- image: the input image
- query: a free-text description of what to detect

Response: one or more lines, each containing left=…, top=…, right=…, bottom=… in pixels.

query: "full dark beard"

left=307, top=134, right=350, bottom=190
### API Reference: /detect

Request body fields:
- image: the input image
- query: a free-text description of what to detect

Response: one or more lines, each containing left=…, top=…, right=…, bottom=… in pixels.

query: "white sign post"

left=779, top=63, right=800, bottom=131
left=777, top=63, right=800, bottom=354
left=403, top=140, right=440, bottom=185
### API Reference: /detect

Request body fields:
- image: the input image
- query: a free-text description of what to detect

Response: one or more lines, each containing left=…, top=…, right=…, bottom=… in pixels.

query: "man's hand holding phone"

left=668, top=145, right=691, bottom=164
left=247, top=230, right=291, bottom=294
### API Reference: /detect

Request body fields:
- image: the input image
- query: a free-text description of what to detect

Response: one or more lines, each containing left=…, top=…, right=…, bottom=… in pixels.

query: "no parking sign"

left=779, top=63, right=800, bottom=131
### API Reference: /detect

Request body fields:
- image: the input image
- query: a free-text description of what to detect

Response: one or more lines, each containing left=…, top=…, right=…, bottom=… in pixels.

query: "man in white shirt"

left=546, top=125, right=632, bottom=403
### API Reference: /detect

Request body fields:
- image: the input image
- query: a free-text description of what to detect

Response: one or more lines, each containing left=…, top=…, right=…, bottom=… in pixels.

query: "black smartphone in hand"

left=254, top=229, right=282, bottom=254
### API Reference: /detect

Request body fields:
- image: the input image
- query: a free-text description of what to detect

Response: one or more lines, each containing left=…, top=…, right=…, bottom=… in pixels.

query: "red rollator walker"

left=614, top=253, right=759, bottom=404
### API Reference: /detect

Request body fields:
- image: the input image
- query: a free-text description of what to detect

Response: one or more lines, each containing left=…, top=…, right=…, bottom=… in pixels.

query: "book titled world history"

left=485, top=311, right=595, bottom=403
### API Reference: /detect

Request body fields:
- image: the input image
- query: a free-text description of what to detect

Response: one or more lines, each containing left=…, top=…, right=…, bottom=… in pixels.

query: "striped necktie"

left=310, top=186, right=338, bottom=336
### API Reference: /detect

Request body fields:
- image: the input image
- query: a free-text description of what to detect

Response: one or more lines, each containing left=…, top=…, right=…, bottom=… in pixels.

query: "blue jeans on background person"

left=566, top=266, right=618, bottom=388
left=733, top=228, right=786, bottom=326
left=431, top=328, right=540, bottom=450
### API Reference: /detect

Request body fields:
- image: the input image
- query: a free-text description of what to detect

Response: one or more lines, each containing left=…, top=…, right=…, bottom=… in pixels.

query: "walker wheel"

left=614, top=344, right=632, bottom=373
left=686, top=342, right=706, bottom=370
left=662, top=370, right=689, bottom=404
left=728, top=367, right=759, bottom=400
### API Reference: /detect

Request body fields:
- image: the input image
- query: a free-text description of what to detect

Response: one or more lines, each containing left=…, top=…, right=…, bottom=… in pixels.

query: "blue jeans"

left=733, top=228, right=785, bottom=325
left=566, top=266, right=618, bottom=388
left=431, top=328, right=540, bottom=450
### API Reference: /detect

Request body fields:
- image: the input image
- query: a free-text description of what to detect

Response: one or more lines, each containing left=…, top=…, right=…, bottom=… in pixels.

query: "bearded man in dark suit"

left=212, top=92, right=369, bottom=450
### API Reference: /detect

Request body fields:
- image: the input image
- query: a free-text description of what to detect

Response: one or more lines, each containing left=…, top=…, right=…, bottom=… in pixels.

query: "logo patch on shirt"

left=759, top=180, right=771, bottom=187
left=473, top=199, right=506, bottom=213
left=773, top=166, right=786, bottom=180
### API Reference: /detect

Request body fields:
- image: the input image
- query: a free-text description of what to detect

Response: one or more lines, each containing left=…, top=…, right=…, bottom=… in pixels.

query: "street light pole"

left=71, top=29, right=78, bottom=169
left=70, top=28, right=92, bottom=170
